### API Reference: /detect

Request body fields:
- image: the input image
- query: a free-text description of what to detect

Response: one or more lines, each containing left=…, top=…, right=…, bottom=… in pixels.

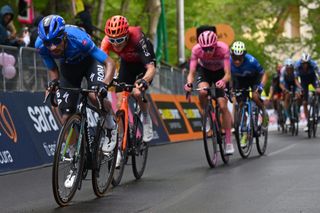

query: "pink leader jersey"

left=189, top=41, right=230, bottom=72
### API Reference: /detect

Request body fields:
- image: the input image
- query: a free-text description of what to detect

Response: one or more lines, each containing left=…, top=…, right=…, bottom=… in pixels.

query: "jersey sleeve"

left=35, top=38, right=58, bottom=70
left=136, top=34, right=156, bottom=66
left=189, top=46, right=199, bottom=71
left=90, top=46, right=108, bottom=64
left=223, top=49, right=230, bottom=71
left=252, top=56, right=264, bottom=75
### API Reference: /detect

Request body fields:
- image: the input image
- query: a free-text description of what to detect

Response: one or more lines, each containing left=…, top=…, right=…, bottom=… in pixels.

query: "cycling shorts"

left=116, top=59, right=155, bottom=92
left=300, top=74, right=319, bottom=102
left=57, top=56, right=105, bottom=114
left=196, top=66, right=226, bottom=98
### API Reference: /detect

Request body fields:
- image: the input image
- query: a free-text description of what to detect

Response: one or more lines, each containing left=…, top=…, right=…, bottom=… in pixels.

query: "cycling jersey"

left=101, top=26, right=155, bottom=65
left=230, top=54, right=264, bottom=78
left=189, top=41, right=230, bottom=72
left=279, top=67, right=297, bottom=91
left=35, top=25, right=107, bottom=70
left=271, top=74, right=282, bottom=93
left=295, top=59, right=319, bottom=77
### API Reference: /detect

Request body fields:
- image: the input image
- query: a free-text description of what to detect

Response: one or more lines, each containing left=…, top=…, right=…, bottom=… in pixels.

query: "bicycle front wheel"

left=132, top=113, right=149, bottom=179
left=203, top=107, right=218, bottom=168
left=235, top=105, right=253, bottom=159
left=52, top=114, right=85, bottom=206
left=256, top=110, right=268, bottom=155
left=92, top=122, right=118, bottom=197
left=112, top=112, right=127, bottom=186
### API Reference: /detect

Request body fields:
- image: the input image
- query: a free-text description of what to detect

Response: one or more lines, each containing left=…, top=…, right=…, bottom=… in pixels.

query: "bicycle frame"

left=118, top=90, right=131, bottom=151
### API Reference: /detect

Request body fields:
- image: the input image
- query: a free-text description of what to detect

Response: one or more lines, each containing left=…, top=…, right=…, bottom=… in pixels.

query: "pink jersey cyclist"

left=185, top=30, right=234, bottom=155
left=189, top=41, right=230, bottom=72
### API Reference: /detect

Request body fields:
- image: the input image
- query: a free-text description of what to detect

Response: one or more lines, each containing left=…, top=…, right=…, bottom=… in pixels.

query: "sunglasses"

left=202, top=47, right=214, bottom=52
left=44, top=36, right=64, bottom=47
left=108, top=35, right=128, bottom=44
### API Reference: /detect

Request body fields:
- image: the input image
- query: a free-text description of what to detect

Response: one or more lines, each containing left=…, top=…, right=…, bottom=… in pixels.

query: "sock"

left=225, top=128, right=232, bottom=144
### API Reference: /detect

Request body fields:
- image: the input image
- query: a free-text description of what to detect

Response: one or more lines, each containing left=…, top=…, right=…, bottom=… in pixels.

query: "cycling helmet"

left=38, top=15, right=65, bottom=41
left=198, top=31, right=217, bottom=48
left=284, top=58, right=294, bottom=67
left=105, top=15, right=129, bottom=38
left=301, top=52, right=310, bottom=63
left=230, top=41, right=246, bottom=56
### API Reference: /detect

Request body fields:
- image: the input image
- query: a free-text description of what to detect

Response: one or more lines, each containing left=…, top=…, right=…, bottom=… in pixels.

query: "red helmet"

left=105, top=15, right=129, bottom=38
left=198, top=31, right=217, bottom=48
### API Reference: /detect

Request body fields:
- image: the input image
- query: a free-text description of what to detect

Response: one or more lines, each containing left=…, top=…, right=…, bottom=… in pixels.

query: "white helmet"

left=301, top=52, right=310, bottom=63
left=284, top=58, right=294, bottom=67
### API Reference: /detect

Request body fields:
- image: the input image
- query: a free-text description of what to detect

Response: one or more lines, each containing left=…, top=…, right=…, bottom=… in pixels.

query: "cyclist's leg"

left=250, top=77, right=268, bottom=127
left=300, top=78, right=309, bottom=121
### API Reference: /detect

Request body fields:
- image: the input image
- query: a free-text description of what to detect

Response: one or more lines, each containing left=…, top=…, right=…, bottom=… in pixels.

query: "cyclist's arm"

left=48, top=68, right=59, bottom=81
left=261, top=72, right=268, bottom=86
left=136, top=35, right=156, bottom=84
left=295, top=78, right=302, bottom=90
left=187, top=49, right=198, bottom=84
left=222, top=53, right=231, bottom=83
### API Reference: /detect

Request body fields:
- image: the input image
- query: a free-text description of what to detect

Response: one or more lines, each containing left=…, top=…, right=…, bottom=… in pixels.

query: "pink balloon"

left=0, top=53, right=16, bottom=66
left=2, top=65, right=17, bottom=79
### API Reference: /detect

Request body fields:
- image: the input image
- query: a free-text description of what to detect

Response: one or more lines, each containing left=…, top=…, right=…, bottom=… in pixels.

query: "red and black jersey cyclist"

left=269, top=64, right=283, bottom=115
left=101, top=15, right=156, bottom=143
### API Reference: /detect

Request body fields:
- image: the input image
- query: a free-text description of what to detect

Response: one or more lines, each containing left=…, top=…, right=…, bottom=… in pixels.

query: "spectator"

left=29, top=15, right=43, bottom=47
left=75, top=4, right=94, bottom=36
left=0, top=5, right=25, bottom=46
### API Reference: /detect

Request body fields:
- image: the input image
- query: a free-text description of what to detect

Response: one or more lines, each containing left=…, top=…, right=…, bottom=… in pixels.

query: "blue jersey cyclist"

left=36, top=15, right=117, bottom=156
left=230, top=41, right=269, bottom=129
left=279, top=58, right=302, bottom=126
left=294, top=52, right=320, bottom=131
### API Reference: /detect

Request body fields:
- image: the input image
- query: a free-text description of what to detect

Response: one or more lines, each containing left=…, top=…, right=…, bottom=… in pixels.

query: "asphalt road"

left=1, top=131, right=320, bottom=213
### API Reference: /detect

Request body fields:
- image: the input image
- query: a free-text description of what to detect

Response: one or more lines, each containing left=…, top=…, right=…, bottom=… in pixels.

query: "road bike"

left=286, top=87, right=299, bottom=136
left=45, top=86, right=121, bottom=206
left=233, top=89, right=268, bottom=158
left=187, top=85, right=229, bottom=168
left=111, top=80, right=149, bottom=186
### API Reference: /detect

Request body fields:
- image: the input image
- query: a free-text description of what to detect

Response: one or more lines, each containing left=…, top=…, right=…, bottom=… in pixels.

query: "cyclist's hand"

left=215, top=79, right=226, bottom=89
left=98, top=85, right=108, bottom=99
left=47, top=79, right=59, bottom=92
left=135, top=79, right=149, bottom=91
left=184, top=83, right=193, bottom=92
left=255, top=83, right=264, bottom=93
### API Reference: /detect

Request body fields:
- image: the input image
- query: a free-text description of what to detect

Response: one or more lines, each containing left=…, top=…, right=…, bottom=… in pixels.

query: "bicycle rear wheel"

left=203, top=107, right=218, bottom=168
left=52, top=114, right=85, bottom=206
left=313, top=99, right=319, bottom=137
left=112, top=113, right=127, bottom=186
left=92, top=121, right=119, bottom=197
left=256, top=110, right=268, bottom=155
left=132, top=113, right=149, bottom=179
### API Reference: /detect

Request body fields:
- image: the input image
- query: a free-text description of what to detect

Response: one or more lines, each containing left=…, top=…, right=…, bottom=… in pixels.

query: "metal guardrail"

left=0, top=45, right=186, bottom=94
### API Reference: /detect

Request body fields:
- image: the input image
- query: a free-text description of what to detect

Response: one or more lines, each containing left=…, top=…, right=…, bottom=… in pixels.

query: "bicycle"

left=307, top=91, right=319, bottom=138
left=45, top=86, right=122, bottom=206
left=286, top=87, right=299, bottom=136
left=186, top=85, right=230, bottom=168
left=275, top=97, right=286, bottom=133
left=111, top=80, right=149, bottom=186
left=233, top=89, right=268, bottom=158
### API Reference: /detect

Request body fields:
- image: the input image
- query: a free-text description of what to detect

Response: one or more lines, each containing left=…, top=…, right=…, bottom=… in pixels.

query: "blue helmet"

left=284, top=58, right=294, bottom=67
left=38, top=15, right=65, bottom=41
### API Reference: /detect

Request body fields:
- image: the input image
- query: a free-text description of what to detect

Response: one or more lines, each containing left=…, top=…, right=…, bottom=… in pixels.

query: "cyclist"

left=295, top=52, right=320, bottom=132
left=269, top=64, right=283, bottom=113
left=184, top=30, right=234, bottom=155
left=101, top=15, right=155, bottom=143
left=230, top=41, right=268, bottom=146
left=279, top=58, right=302, bottom=126
left=35, top=15, right=117, bottom=160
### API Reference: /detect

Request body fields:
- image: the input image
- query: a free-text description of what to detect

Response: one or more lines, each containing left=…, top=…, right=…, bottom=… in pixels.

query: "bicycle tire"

left=92, top=121, right=119, bottom=197
left=203, top=106, right=218, bottom=168
left=313, top=99, right=319, bottom=137
left=132, top=113, right=149, bottom=179
left=235, top=104, right=253, bottom=159
left=215, top=108, right=229, bottom=164
left=52, top=114, right=85, bottom=206
left=112, top=113, right=127, bottom=186
left=256, top=110, right=268, bottom=155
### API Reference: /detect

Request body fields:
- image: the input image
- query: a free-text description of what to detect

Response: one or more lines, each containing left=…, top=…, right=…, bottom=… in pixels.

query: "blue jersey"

left=230, top=53, right=264, bottom=77
left=294, top=59, right=319, bottom=78
left=35, top=25, right=107, bottom=70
